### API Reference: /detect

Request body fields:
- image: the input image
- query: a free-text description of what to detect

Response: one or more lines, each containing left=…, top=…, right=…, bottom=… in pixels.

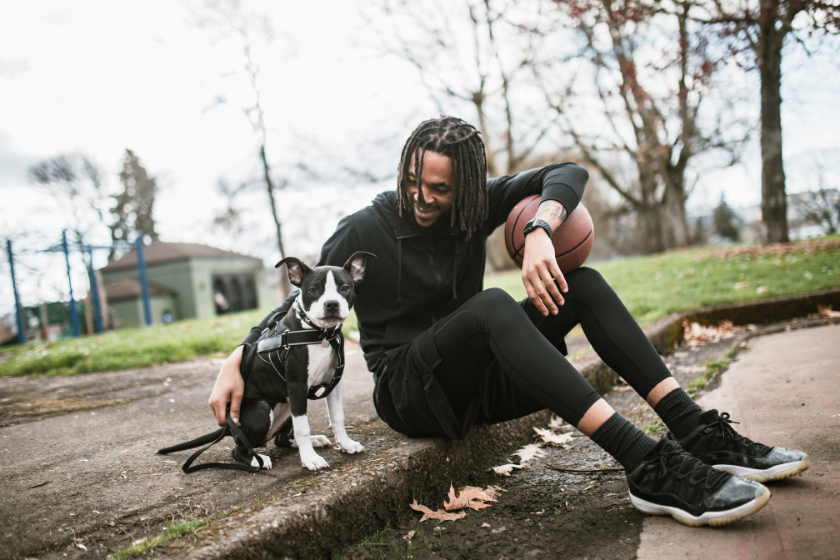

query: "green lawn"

left=486, top=240, right=840, bottom=326
left=1, top=238, right=838, bottom=377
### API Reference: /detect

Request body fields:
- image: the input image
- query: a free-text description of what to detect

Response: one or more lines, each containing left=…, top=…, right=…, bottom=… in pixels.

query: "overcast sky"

left=1, top=0, right=838, bottom=315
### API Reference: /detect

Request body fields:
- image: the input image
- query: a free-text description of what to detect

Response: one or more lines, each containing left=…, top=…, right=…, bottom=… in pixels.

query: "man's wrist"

left=523, top=218, right=553, bottom=239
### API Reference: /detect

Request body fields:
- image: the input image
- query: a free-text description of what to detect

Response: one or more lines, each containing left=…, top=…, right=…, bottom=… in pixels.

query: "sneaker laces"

left=643, top=439, right=729, bottom=492
left=706, top=412, right=772, bottom=456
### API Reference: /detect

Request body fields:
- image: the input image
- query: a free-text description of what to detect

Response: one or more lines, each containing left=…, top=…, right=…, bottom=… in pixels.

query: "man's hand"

left=521, top=200, right=569, bottom=316
left=522, top=228, right=567, bottom=315
left=208, top=345, right=245, bottom=426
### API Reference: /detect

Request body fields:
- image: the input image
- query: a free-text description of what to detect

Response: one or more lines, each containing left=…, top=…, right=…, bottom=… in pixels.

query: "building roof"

left=101, top=241, right=261, bottom=272
left=104, top=279, right=175, bottom=302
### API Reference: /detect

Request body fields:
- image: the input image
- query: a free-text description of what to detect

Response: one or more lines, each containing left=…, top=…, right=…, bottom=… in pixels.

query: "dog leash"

left=176, top=410, right=265, bottom=474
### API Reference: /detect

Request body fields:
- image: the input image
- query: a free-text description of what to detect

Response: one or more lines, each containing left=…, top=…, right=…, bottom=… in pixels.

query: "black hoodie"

left=315, top=163, right=589, bottom=375
left=240, top=163, right=589, bottom=437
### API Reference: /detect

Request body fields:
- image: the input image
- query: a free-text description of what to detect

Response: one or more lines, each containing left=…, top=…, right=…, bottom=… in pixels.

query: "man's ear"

left=342, top=252, right=376, bottom=284
left=275, top=257, right=312, bottom=287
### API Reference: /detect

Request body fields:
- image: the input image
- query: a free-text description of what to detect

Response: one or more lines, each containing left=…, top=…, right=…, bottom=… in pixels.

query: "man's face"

left=406, top=150, right=455, bottom=227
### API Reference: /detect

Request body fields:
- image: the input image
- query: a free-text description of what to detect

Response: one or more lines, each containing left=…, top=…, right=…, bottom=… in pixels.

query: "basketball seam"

left=555, top=229, right=593, bottom=258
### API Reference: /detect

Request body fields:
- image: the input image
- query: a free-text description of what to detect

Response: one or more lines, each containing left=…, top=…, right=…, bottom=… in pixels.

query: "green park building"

left=100, top=242, right=274, bottom=328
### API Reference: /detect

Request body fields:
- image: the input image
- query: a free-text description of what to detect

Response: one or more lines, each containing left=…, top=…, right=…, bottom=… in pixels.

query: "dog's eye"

left=340, top=285, right=350, bottom=293
left=308, top=287, right=317, bottom=293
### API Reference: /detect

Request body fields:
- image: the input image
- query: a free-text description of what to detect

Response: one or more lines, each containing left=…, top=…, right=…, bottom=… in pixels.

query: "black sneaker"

left=627, top=436, right=770, bottom=527
left=668, top=409, right=810, bottom=483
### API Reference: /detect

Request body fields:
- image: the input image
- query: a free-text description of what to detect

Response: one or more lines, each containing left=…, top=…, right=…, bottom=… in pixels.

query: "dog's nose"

left=324, top=300, right=339, bottom=314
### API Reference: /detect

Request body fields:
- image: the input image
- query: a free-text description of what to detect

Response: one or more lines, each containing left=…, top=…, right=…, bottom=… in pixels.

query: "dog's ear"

left=275, top=257, right=312, bottom=287
left=342, top=252, right=376, bottom=284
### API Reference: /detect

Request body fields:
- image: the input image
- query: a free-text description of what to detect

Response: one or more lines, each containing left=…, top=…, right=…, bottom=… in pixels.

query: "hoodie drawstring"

left=397, top=238, right=403, bottom=303
left=452, top=238, right=458, bottom=300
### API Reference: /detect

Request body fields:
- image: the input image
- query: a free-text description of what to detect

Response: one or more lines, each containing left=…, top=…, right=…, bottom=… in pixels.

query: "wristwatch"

left=523, top=218, right=553, bottom=239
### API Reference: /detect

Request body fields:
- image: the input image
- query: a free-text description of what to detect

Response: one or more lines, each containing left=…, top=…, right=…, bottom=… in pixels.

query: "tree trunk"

left=663, top=182, right=691, bottom=248
left=637, top=200, right=666, bottom=254
left=759, top=0, right=789, bottom=243
left=260, top=145, right=291, bottom=299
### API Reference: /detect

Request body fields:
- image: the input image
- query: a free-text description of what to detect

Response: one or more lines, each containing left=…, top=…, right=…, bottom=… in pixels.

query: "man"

left=210, top=116, right=808, bottom=526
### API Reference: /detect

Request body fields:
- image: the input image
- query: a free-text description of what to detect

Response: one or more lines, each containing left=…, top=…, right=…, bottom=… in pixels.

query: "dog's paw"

left=311, top=435, right=331, bottom=448
left=251, top=454, right=272, bottom=470
left=337, top=437, right=364, bottom=454
left=300, top=450, right=329, bottom=471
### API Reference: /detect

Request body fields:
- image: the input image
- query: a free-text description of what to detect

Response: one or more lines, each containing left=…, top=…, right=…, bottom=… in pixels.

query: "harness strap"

left=181, top=411, right=264, bottom=474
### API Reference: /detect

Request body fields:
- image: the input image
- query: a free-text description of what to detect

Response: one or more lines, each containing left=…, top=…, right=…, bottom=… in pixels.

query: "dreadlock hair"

left=396, top=116, right=488, bottom=239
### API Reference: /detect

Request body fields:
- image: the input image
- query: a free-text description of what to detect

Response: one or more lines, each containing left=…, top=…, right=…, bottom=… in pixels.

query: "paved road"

left=0, top=347, right=378, bottom=559
left=637, top=323, right=840, bottom=560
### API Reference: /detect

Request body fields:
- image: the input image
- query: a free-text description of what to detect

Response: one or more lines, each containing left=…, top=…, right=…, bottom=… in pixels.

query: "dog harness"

left=255, top=302, right=345, bottom=400
left=157, top=303, right=348, bottom=474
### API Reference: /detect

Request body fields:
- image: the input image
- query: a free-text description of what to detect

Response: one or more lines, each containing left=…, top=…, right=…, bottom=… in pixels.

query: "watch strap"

left=523, top=218, right=553, bottom=239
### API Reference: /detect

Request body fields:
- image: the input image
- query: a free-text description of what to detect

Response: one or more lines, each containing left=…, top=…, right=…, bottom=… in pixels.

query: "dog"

left=158, top=251, right=374, bottom=472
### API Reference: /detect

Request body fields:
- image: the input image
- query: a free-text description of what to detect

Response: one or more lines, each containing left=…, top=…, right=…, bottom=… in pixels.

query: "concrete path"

left=637, top=323, right=840, bottom=560
left=0, top=348, right=378, bottom=559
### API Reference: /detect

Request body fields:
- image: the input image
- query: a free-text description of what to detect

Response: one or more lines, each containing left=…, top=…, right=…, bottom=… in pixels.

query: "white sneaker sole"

left=713, top=454, right=810, bottom=483
left=630, top=486, right=771, bottom=527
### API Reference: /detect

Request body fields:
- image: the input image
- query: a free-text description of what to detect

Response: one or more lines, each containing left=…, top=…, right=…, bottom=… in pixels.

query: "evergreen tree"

left=110, top=149, right=159, bottom=247
left=713, top=194, right=740, bottom=242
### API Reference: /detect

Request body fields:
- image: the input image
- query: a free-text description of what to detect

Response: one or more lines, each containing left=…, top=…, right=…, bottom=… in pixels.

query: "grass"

left=686, top=346, right=740, bottom=398
left=106, top=518, right=208, bottom=560
left=486, top=239, right=840, bottom=326
left=2, top=238, right=838, bottom=377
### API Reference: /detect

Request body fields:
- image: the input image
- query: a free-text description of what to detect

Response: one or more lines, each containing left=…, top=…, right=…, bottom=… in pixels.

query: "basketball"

left=504, top=194, right=594, bottom=272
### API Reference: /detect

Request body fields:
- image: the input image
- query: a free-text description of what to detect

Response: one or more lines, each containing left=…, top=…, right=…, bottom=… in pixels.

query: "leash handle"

left=181, top=411, right=264, bottom=474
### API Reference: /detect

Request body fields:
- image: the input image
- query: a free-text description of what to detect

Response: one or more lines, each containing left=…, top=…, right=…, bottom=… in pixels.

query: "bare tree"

left=788, top=151, right=840, bottom=234
left=697, top=0, right=840, bottom=243
left=212, top=177, right=248, bottom=250
left=542, top=0, right=748, bottom=254
left=27, top=153, right=110, bottom=246
left=196, top=0, right=292, bottom=295
left=363, top=0, right=562, bottom=269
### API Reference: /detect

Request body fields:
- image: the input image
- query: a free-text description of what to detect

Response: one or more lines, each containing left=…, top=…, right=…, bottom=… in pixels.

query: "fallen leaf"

left=489, top=464, right=524, bottom=476
left=817, top=304, right=840, bottom=318
left=513, top=443, right=546, bottom=463
left=76, top=543, right=87, bottom=551
left=756, top=286, right=768, bottom=294
left=612, top=385, right=633, bottom=392
left=403, top=530, right=415, bottom=542
left=533, top=427, right=574, bottom=447
left=548, top=415, right=564, bottom=429
left=481, top=523, right=491, bottom=528
left=409, top=499, right=466, bottom=523
left=444, top=485, right=499, bottom=511
left=491, top=526, right=507, bottom=534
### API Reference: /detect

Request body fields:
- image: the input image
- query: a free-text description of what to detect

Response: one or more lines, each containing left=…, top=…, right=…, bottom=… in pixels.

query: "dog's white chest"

left=307, top=343, right=337, bottom=387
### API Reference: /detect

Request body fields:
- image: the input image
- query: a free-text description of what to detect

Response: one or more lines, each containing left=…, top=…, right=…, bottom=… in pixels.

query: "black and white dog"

left=159, top=251, right=373, bottom=472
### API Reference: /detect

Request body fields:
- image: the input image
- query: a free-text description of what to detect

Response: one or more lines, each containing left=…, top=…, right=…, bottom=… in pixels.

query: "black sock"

left=653, top=388, right=703, bottom=439
left=590, top=412, right=657, bottom=471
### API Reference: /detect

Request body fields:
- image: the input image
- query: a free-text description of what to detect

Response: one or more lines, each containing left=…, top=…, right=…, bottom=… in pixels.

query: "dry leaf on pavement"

left=409, top=499, right=466, bottom=523
left=548, top=415, right=564, bottom=429
left=513, top=443, right=546, bottom=463
left=489, top=464, right=523, bottom=476
left=444, top=485, right=498, bottom=511
left=534, top=427, right=574, bottom=446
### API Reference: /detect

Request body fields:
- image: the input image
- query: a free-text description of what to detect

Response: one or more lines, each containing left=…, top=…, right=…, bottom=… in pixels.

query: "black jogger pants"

left=430, top=267, right=672, bottom=428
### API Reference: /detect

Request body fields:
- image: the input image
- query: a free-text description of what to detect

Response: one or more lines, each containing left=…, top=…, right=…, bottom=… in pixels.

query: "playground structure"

left=4, top=232, right=153, bottom=346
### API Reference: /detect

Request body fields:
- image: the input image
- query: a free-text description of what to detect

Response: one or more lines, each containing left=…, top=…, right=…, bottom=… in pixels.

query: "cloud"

left=0, top=59, right=31, bottom=80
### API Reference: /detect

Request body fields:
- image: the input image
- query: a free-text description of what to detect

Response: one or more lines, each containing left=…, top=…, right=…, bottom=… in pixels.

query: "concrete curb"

left=160, top=287, right=840, bottom=560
